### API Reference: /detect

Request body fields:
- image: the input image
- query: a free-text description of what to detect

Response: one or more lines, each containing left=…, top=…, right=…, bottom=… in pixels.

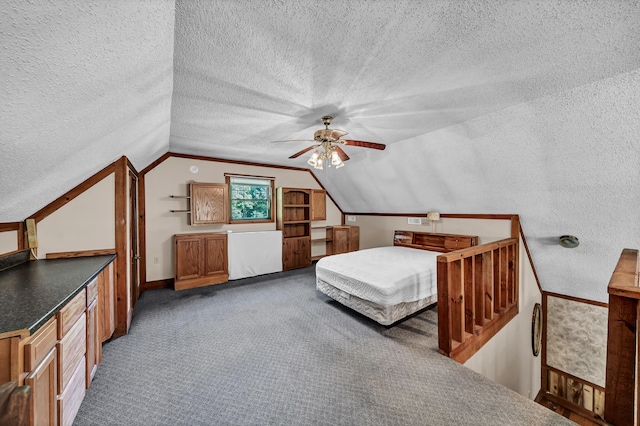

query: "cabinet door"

left=85, top=300, right=100, bottom=388
left=333, top=227, right=349, bottom=255
left=311, top=190, right=326, bottom=221
left=25, top=348, right=57, bottom=426
left=348, top=226, right=359, bottom=252
left=283, top=237, right=311, bottom=270
left=98, top=263, right=115, bottom=343
left=175, top=237, right=203, bottom=281
left=190, top=183, right=228, bottom=225
left=203, top=234, right=228, bottom=279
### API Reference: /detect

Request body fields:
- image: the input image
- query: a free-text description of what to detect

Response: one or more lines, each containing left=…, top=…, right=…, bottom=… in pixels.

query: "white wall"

left=144, top=156, right=342, bottom=282
left=36, top=174, right=115, bottom=258
left=464, top=238, right=542, bottom=399
left=0, top=231, right=18, bottom=254
left=352, top=215, right=511, bottom=248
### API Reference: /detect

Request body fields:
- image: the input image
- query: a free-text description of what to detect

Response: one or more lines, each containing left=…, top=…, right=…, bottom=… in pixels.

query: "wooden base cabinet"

left=329, top=226, right=359, bottom=255
left=174, top=233, right=229, bottom=290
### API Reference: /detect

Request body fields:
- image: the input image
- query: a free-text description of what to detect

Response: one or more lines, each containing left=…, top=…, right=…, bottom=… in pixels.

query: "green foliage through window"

left=229, top=177, right=272, bottom=221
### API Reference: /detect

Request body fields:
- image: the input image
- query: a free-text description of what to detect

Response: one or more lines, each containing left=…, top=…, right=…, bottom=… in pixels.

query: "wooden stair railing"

left=604, top=248, right=639, bottom=426
left=437, top=238, right=519, bottom=363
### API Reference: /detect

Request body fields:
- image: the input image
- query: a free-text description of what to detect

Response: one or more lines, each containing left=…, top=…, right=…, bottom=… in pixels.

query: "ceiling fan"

left=272, top=116, right=385, bottom=169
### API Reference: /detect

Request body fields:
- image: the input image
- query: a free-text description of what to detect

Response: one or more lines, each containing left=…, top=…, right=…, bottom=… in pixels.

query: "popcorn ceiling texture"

left=2, top=0, right=639, bottom=302
left=546, top=296, right=608, bottom=387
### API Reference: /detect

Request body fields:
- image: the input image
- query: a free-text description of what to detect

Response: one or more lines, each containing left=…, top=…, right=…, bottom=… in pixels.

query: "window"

left=225, top=175, right=275, bottom=223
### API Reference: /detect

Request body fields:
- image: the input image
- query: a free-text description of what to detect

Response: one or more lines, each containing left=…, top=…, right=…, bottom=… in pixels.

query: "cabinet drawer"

left=444, top=237, right=472, bottom=250
left=86, top=277, right=98, bottom=306
left=24, top=317, right=58, bottom=372
left=57, top=356, right=86, bottom=426
left=57, top=289, right=86, bottom=339
left=57, top=312, right=86, bottom=392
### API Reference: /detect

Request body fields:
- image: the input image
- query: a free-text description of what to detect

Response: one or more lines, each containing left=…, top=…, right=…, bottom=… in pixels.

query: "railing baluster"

left=474, top=254, right=484, bottom=326
left=450, top=260, right=465, bottom=343
left=483, top=251, right=493, bottom=321
left=464, top=257, right=474, bottom=334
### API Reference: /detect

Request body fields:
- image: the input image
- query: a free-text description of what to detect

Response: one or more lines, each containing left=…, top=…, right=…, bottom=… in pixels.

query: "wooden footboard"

left=436, top=238, right=519, bottom=363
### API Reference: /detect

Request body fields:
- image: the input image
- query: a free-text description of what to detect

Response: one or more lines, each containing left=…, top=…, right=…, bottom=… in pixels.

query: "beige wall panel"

left=464, top=238, right=542, bottom=399
left=0, top=231, right=18, bottom=254
left=145, top=157, right=341, bottom=281
left=37, top=174, right=115, bottom=258
left=546, top=296, right=607, bottom=387
left=352, top=215, right=511, bottom=249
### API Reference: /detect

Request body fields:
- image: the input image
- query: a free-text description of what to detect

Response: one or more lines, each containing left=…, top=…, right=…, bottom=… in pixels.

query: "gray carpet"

left=74, top=266, right=571, bottom=426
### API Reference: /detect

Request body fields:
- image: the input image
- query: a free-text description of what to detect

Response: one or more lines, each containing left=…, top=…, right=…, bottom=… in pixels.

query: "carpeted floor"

left=74, top=266, right=571, bottom=425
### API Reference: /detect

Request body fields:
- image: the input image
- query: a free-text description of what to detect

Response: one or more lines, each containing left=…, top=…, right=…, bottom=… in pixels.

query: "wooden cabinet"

left=56, top=291, right=86, bottom=426
left=311, top=189, right=326, bottom=221
left=331, top=226, right=359, bottom=254
left=190, top=182, right=228, bottom=225
left=276, top=188, right=311, bottom=270
left=174, top=233, right=229, bottom=290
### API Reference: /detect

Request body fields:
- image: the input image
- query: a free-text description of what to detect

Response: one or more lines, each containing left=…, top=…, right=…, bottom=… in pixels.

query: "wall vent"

left=407, top=217, right=422, bottom=225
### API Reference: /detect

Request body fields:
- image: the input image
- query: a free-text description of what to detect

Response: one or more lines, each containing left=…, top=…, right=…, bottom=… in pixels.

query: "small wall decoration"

left=531, top=302, right=542, bottom=356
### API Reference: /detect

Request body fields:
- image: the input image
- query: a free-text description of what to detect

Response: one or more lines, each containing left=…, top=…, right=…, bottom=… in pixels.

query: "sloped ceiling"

left=2, top=1, right=639, bottom=302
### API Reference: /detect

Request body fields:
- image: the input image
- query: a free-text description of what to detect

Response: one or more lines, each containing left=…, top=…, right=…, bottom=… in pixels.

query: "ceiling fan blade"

left=329, top=129, right=348, bottom=140
left=333, top=146, right=350, bottom=161
left=271, top=139, right=315, bottom=143
left=289, top=145, right=317, bottom=159
left=341, top=140, right=386, bottom=150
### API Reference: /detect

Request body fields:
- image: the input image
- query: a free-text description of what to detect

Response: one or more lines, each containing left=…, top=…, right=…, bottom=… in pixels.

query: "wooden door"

left=25, top=348, right=57, bottom=426
left=174, top=237, right=203, bottom=282
left=190, top=183, right=228, bottom=225
left=129, top=170, right=140, bottom=307
left=203, top=234, right=228, bottom=279
left=311, top=190, right=326, bottom=221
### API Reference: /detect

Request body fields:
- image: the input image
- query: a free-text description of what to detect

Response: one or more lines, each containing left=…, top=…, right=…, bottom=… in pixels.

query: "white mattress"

left=315, top=246, right=439, bottom=307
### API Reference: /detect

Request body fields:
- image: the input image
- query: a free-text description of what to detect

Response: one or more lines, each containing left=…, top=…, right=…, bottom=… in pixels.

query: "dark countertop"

left=0, top=255, right=116, bottom=336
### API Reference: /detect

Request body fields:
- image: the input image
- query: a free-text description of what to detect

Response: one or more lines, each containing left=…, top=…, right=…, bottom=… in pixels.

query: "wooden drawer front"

left=57, top=313, right=86, bottom=392
left=86, top=277, right=98, bottom=306
left=414, top=234, right=445, bottom=248
left=57, top=356, right=86, bottom=426
left=57, top=289, right=86, bottom=339
left=444, top=236, right=474, bottom=250
left=24, top=317, right=58, bottom=372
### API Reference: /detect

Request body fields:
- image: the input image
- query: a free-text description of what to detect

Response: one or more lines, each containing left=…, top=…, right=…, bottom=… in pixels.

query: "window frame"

left=225, top=174, right=275, bottom=224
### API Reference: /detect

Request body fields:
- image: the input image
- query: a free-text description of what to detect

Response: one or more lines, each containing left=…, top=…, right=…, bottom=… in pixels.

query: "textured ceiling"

left=2, top=0, right=639, bottom=302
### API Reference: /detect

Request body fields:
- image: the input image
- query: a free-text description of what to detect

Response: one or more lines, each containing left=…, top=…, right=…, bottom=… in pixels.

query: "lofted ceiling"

left=1, top=0, right=639, bottom=302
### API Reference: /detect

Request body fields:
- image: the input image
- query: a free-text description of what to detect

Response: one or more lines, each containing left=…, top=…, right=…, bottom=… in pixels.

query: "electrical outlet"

left=153, top=257, right=159, bottom=264
left=347, top=216, right=356, bottom=222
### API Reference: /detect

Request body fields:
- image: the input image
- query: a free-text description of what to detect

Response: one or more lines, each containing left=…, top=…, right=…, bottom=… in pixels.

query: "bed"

left=316, top=230, right=478, bottom=325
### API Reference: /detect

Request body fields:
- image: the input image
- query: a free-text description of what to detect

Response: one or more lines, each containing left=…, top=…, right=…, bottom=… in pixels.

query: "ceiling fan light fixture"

left=314, top=157, right=323, bottom=170
left=330, top=150, right=342, bottom=166
left=307, top=151, right=320, bottom=167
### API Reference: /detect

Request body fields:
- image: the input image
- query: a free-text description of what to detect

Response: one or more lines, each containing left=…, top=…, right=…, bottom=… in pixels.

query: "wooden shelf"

left=284, top=220, right=310, bottom=224
left=311, top=255, right=325, bottom=261
left=311, top=238, right=332, bottom=243
left=284, top=204, right=309, bottom=207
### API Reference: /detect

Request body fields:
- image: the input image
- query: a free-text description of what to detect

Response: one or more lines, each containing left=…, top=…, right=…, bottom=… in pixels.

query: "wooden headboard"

left=393, top=230, right=478, bottom=253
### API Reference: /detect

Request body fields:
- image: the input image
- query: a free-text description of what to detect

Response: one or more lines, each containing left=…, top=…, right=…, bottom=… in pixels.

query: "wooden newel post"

left=604, top=249, right=639, bottom=426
